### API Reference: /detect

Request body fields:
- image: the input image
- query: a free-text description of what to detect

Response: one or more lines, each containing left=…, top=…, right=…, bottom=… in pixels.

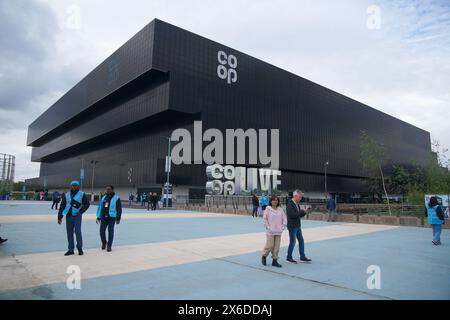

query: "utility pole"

left=324, top=161, right=329, bottom=197
left=80, top=157, right=85, bottom=190
left=164, top=137, right=172, bottom=208
left=90, top=160, right=99, bottom=202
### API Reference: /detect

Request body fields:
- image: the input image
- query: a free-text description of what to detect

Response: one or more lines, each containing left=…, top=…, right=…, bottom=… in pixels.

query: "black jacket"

left=286, top=199, right=307, bottom=229
left=100, top=193, right=122, bottom=220
left=58, top=190, right=90, bottom=220
left=252, top=196, right=259, bottom=207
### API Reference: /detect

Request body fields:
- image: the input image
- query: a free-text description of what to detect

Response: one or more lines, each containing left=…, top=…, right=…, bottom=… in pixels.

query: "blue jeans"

left=66, top=214, right=83, bottom=251
left=287, top=227, right=306, bottom=259
left=432, top=224, right=442, bottom=242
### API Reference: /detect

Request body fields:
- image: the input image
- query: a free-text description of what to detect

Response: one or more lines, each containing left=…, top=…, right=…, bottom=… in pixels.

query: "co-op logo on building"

left=170, top=121, right=280, bottom=195
left=217, top=50, right=237, bottom=84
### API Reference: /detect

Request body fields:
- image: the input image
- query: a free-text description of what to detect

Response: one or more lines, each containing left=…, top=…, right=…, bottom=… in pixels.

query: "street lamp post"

left=80, top=157, right=85, bottom=190
left=90, top=160, right=99, bottom=202
left=324, top=161, right=329, bottom=197
left=164, top=137, right=172, bottom=208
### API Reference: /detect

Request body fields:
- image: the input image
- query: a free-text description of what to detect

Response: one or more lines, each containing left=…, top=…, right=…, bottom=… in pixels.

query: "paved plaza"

left=0, top=201, right=449, bottom=300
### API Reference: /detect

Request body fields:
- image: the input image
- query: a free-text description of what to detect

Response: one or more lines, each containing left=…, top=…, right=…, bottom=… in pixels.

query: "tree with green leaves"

left=13, top=181, right=25, bottom=192
left=360, top=130, right=392, bottom=215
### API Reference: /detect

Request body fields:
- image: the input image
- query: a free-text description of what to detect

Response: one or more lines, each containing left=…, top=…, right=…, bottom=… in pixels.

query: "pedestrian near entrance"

left=259, top=194, right=269, bottom=211
left=96, top=185, right=122, bottom=252
left=51, top=191, right=61, bottom=210
left=151, top=193, right=158, bottom=211
left=252, top=194, right=259, bottom=218
left=286, top=190, right=312, bottom=263
left=141, top=193, right=147, bottom=207
left=261, top=196, right=287, bottom=268
left=57, top=181, right=90, bottom=256
left=147, top=192, right=156, bottom=211
left=326, top=194, right=337, bottom=222
left=128, top=192, right=134, bottom=206
left=425, top=196, right=445, bottom=245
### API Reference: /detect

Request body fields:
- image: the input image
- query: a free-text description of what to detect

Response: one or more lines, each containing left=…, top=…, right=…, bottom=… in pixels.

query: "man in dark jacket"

left=252, top=194, right=259, bottom=218
left=151, top=193, right=158, bottom=210
left=326, top=194, right=337, bottom=222
left=51, top=191, right=61, bottom=210
left=58, top=181, right=90, bottom=256
left=286, top=189, right=312, bottom=263
left=96, top=185, right=122, bottom=252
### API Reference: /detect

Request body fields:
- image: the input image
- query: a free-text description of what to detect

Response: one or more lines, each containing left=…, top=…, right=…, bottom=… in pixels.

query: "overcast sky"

left=1, top=0, right=449, bottom=181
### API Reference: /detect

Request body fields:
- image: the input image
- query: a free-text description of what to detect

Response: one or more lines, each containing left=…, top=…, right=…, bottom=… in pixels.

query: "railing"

left=174, top=196, right=425, bottom=217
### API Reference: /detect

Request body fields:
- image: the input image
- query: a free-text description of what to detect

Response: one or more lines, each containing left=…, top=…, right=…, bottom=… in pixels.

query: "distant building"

left=25, top=19, right=432, bottom=200
left=0, top=153, right=15, bottom=194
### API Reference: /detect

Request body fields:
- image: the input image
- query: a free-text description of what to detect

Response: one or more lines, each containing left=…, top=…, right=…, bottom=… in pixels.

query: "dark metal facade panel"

left=31, top=76, right=170, bottom=161
left=27, top=21, right=157, bottom=146
left=152, top=20, right=431, bottom=178
left=26, top=19, right=432, bottom=193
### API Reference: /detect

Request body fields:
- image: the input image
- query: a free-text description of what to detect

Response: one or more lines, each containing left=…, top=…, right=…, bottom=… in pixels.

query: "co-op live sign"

left=217, top=50, right=237, bottom=84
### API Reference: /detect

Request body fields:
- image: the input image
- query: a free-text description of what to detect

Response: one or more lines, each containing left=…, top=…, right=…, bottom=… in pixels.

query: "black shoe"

left=78, top=249, right=84, bottom=256
left=107, top=247, right=112, bottom=252
left=262, top=256, right=267, bottom=266
left=286, top=258, right=297, bottom=264
left=432, top=241, right=438, bottom=245
left=300, top=257, right=312, bottom=263
left=101, top=243, right=106, bottom=250
left=0, top=238, right=8, bottom=244
left=64, top=250, right=74, bottom=256
left=272, top=259, right=282, bottom=268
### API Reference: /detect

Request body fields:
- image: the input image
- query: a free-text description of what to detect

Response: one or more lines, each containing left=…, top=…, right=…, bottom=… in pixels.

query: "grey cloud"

left=0, top=0, right=58, bottom=113
left=1, top=0, right=450, bottom=180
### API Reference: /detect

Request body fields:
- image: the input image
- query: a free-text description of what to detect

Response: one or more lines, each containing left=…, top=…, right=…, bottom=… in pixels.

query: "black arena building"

left=26, top=19, right=432, bottom=200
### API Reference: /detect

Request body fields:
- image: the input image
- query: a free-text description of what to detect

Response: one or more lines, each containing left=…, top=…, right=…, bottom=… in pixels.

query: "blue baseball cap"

left=70, top=181, right=80, bottom=186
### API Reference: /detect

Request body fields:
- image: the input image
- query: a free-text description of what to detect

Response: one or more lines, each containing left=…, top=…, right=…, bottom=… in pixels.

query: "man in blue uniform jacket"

left=58, top=181, right=90, bottom=256
left=96, top=185, right=122, bottom=252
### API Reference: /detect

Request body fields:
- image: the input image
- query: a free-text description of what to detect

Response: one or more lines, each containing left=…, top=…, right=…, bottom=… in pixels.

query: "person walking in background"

left=425, top=196, right=445, bottom=245
left=51, top=191, right=61, bottom=210
left=326, top=194, right=337, bottom=222
left=136, top=193, right=141, bottom=205
left=148, top=192, right=152, bottom=210
left=96, top=185, right=122, bottom=252
left=57, top=181, right=90, bottom=256
left=261, top=196, right=287, bottom=268
left=39, top=190, right=45, bottom=201
left=259, top=194, right=269, bottom=211
left=252, top=194, right=259, bottom=218
left=128, top=192, right=134, bottom=206
left=286, top=189, right=312, bottom=263
left=141, top=192, right=147, bottom=207
left=151, top=193, right=158, bottom=211
left=147, top=192, right=152, bottom=211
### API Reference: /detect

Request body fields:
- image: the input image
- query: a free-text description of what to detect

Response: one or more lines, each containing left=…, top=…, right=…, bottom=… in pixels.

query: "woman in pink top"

left=261, top=196, right=287, bottom=268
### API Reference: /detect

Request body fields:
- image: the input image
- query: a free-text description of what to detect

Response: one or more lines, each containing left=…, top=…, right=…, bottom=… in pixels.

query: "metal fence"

left=172, top=195, right=425, bottom=217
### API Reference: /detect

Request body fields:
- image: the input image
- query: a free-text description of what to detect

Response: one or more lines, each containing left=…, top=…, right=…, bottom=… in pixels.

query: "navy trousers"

left=100, top=217, right=116, bottom=248
left=66, top=214, right=83, bottom=251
